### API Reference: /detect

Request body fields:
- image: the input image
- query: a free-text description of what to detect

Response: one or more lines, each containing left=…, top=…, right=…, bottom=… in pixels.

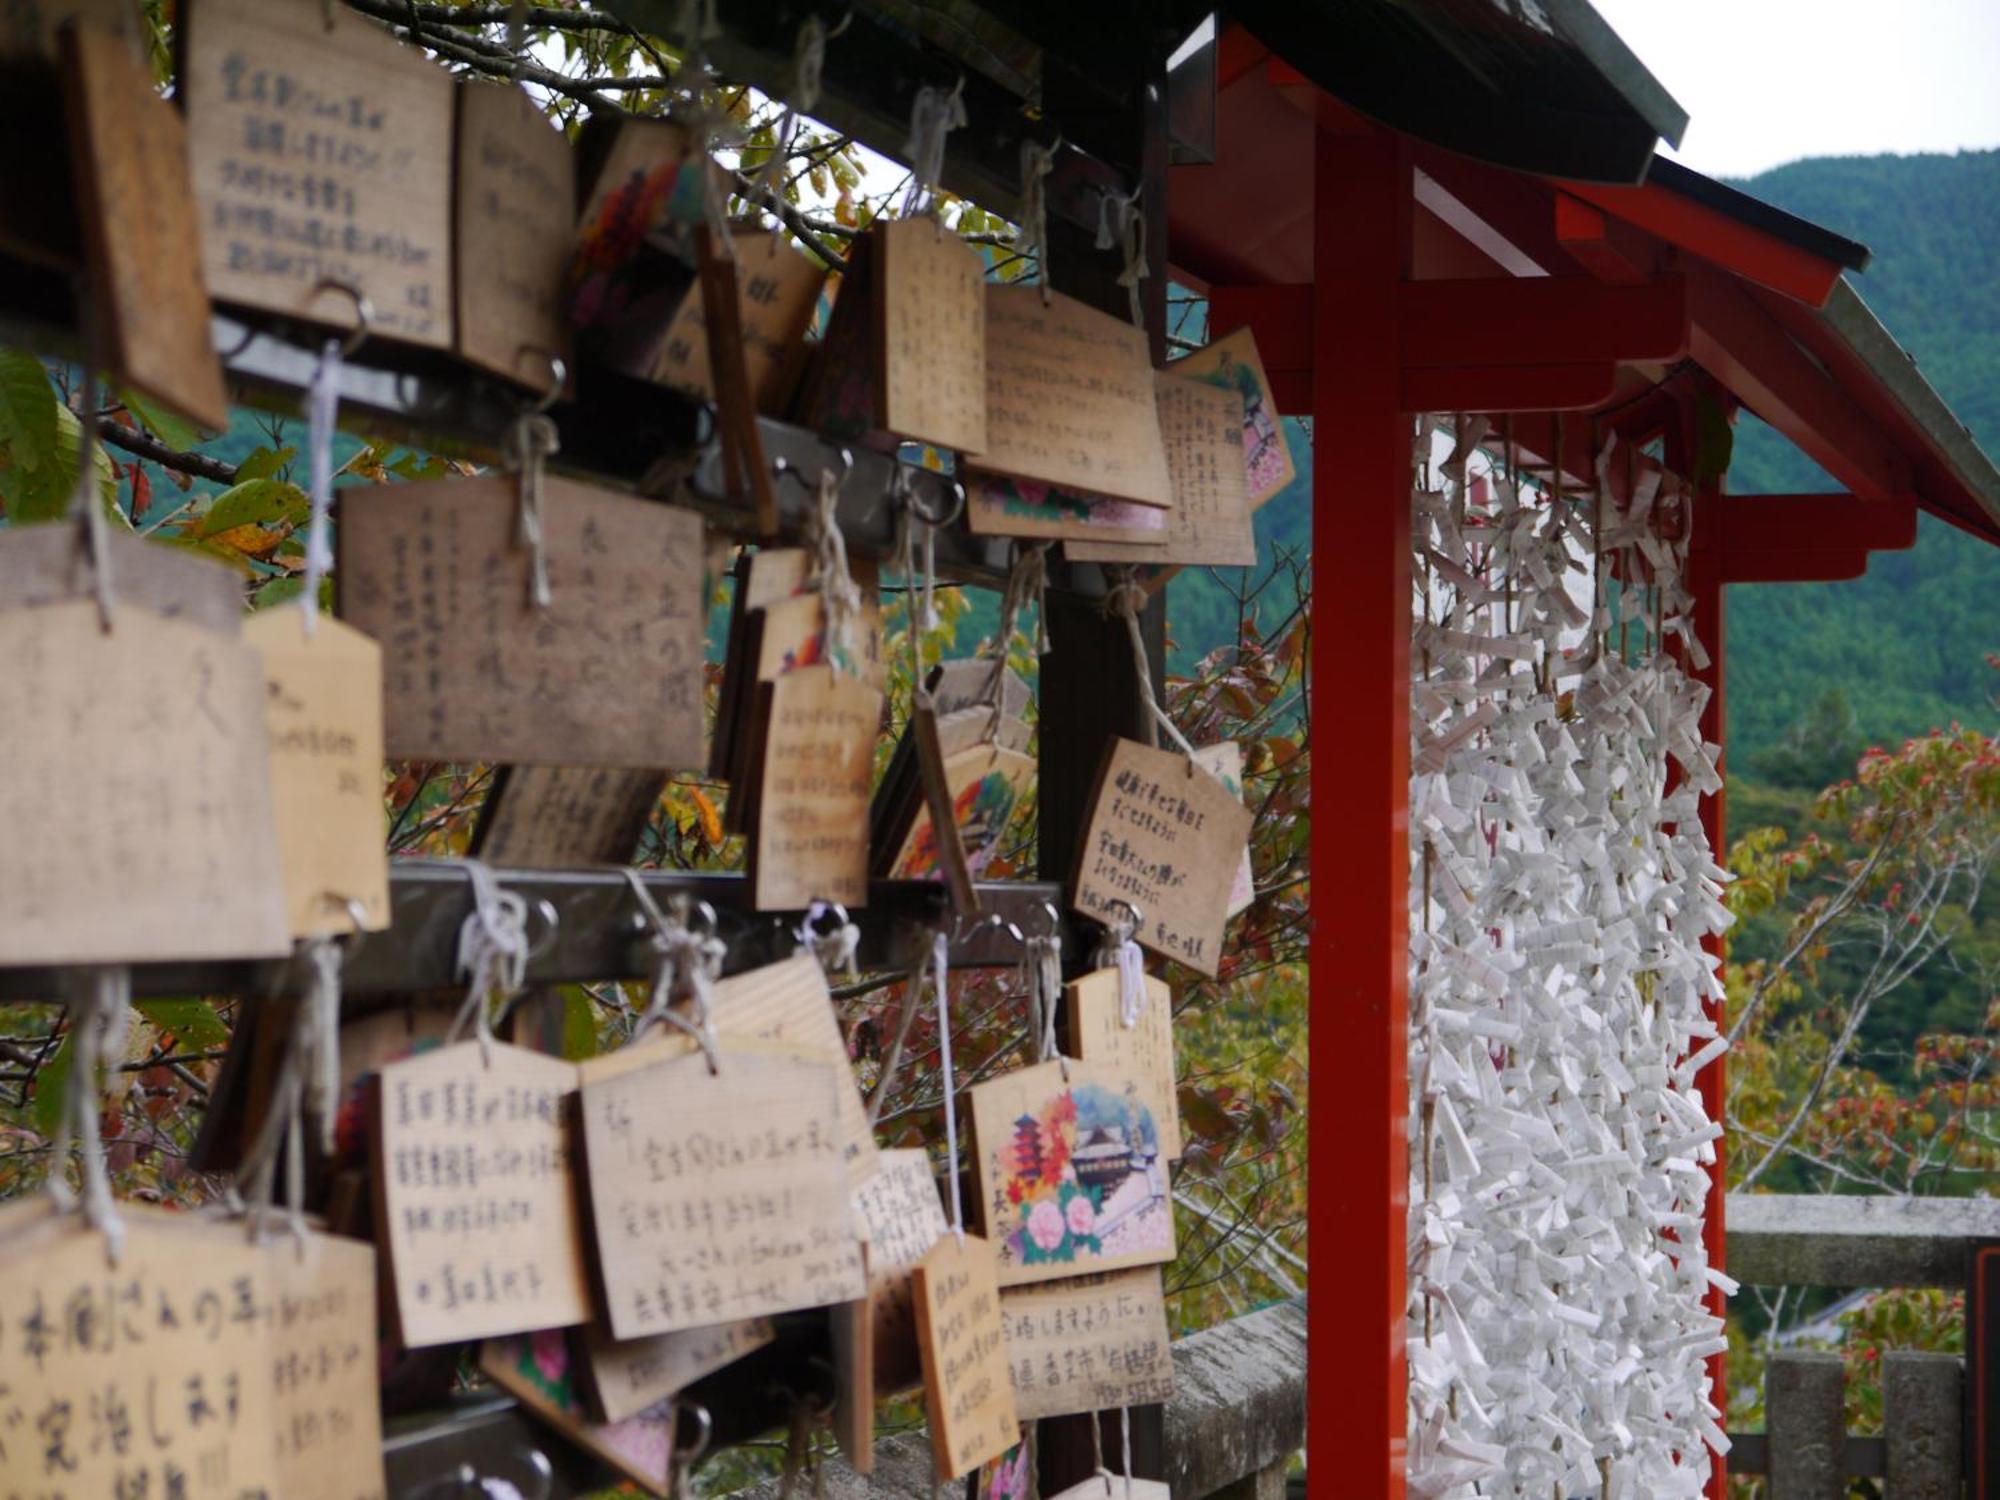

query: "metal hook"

left=522, top=896, right=561, bottom=962
left=893, top=461, right=965, bottom=529
left=674, top=1401, right=713, bottom=1467
left=1103, top=899, right=1143, bottom=943
left=517, top=345, right=567, bottom=415
left=1031, top=899, right=1064, bottom=942
left=305, top=278, right=373, bottom=360
left=948, top=910, right=1019, bottom=948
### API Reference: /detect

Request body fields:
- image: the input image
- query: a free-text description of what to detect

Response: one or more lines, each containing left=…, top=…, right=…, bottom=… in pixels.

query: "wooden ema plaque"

left=579, top=1043, right=866, bottom=1338
left=1172, top=326, right=1297, bottom=510
left=652, top=228, right=824, bottom=412
left=998, top=1266, right=1174, bottom=1421
left=875, top=217, right=987, bottom=455
left=481, top=1332, right=679, bottom=1498
left=911, top=1232, right=1019, bottom=1481
left=1046, top=1479, right=1170, bottom=1500
left=970, top=284, right=1172, bottom=509
left=473, top=765, right=666, bottom=868
left=371, top=1039, right=594, bottom=1348
left=244, top=609, right=390, bottom=939
left=1064, top=969, right=1181, bottom=1161
left=454, top=81, right=575, bottom=387
left=1070, top=737, right=1254, bottom=979
left=969, top=1058, right=1176, bottom=1288
left=60, top=19, right=229, bottom=431
left=1191, top=740, right=1257, bottom=919
left=338, top=476, right=706, bottom=768
left=266, top=1230, right=387, bottom=1500
left=965, top=474, right=1167, bottom=547
left=853, top=1148, right=949, bottom=1394
left=0, top=1198, right=282, bottom=1499
left=0, top=598, right=291, bottom=965
left=580, top=1315, right=774, bottom=1425
left=746, top=664, right=883, bottom=911
left=0, top=522, right=241, bottom=633
left=1068, top=374, right=1254, bottom=569
left=183, top=0, right=455, bottom=347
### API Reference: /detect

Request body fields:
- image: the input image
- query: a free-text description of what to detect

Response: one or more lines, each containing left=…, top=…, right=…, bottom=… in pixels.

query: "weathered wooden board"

left=1064, top=968, right=1180, bottom=1161
left=454, top=80, right=574, bottom=386
left=911, top=1232, right=1019, bottom=1480
left=998, top=1266, right=1174, bottom=1420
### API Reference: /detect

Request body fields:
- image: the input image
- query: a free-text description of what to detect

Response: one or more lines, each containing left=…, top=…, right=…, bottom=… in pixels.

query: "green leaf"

left=118, top=386, right=206, bottom=451
left=195, top=477, right=309, bottom=537
left=562, top=989, right=602, bottom=1062
left=135, top=998, right=230, bottom=1054
left=31, top=1030, right=72, bottom=1140
left=0, top=349, right=64, bottom=520
left=233, top=445, right=296, bottom=483
left=251, top=575, right=305, bottom=609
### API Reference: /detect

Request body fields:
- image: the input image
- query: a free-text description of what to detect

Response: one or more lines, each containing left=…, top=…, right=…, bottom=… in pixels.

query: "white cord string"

left=1022, top=930, right=1064, bottom=1074
left=1016, top=137, right=1058, bottom=304
left=49, top=967, right=131, bottom=1262
left=623, top=872, right=725, bottom=1073
left=810, top=467, right=862, bottom=675
left=300, top=337, right=342, bottom=635
left=505, top=413, right=560, bottom=609
left=900, top=79, right=966, bottom=219
left=1104, top=571, right=1195, bottom=757
left=1120, top=1407, right=1134, bottom=1500
left=1093, top=188, right=1147, bottom=332
left=443, top=861, right=529, bottom=1067
left=1092, top=907, right=1148, bottom=1029
left=64, top=363, right=116, bottom=632
left=931, top=930, right=963, bottom=1238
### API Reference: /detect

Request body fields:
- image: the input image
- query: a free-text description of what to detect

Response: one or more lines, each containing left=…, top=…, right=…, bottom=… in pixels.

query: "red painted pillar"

left=1311, top=122, right=1413, bottom=1499
left=1675, top=401, right=1730, bottom=1500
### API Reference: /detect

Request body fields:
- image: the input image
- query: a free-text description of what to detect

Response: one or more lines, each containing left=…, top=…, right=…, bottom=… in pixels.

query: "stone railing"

left=1724, top=1192, right=1998, bottom=1497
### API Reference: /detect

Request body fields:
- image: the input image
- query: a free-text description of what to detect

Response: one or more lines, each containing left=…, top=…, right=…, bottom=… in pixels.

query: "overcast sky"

left=1589, top=0, right=2000, bottom=179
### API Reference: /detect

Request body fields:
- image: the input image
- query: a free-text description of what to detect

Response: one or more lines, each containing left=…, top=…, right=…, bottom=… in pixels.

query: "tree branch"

left=99, top=423, right=240, bottom=486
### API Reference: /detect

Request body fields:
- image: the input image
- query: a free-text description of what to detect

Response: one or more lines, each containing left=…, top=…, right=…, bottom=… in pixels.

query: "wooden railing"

left=1724, top=1193, right=1998, bottom=1497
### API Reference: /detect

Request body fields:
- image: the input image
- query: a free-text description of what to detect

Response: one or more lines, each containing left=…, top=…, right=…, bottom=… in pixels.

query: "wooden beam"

left=1554, top=192, right=1655, bottom=285
left=1401, top=274, right=1688, bottom=367
left=1688, top=267, right=1908, bottom=502
left=1715, top=492, right=1917, bottom=582
left=1401, top=362, right=1619, bottom=414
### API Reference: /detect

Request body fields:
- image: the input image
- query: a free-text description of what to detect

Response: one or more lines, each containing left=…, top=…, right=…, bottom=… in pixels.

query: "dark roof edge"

left=1647, top=156, right=1873, bottom=272
left=1821, top=278, right=2000, bottom=542
left=1540, top=0, right=1689, bottom=149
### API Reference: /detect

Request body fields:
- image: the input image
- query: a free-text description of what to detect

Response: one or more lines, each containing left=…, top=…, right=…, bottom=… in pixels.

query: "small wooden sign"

left=244, top=609, right=390, bottom=938
left=965, top=474, right=1168, bottom=547
left=1191, top=740, right=1256, bottom=919
left=747, top=664, right=883, bottom=911
left=829, top=1261, right=876, bottom=1473
left=652, top=228, right=824, bottom=412
left=580, top=1316, right=774, bottom=1425
left=0, top=1198, right=282, bottom=1500
left=579, top=1043, right=866, bottom=1338
left=371, top=1039, right=594, bottom=1348
left=853, top=1148, right=950, bottom=1394
left=454, top=81, right=575, bottom=387
left=60, top=18, right=229, bottom=430
left=1068, top=375, right=1254, bottom=568
left=339, top=476, right=706, bottom=768
left=481, top=1332, right=678, bottom=1498
left=266, top=1230, right=388, bottom=1500
left=1071, top=737, right=1254, bottom=979
left=184, top=0, right=456, bottom=347
left=998, top=1266, right=1174, bottom=1421
left=566, top=115, right=702, bottom=366
left=911, top=1232, right=1020, bottom=1481
left=0, top=598, right=291, bottom=965
left=0, top=522, right=242, bottom=633
left=472, top=765, right=667, bottom=868
left=710, top=956, right=881, bottom=1187
left=969, top=1058, right=1175, bottom=1287
left=1172, top=326, right=1296, bottom=510
left=876, top=217, right=987, bottom=455
left=894, top=728, right=1036, bottom=893
left=1064, top=969, right=1180, bottom=1161
left=971, top=284, right=1172, bottom=509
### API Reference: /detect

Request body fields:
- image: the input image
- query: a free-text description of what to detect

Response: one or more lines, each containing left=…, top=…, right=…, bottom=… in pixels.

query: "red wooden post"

left=1311, top=121, right=1413, bottom=1499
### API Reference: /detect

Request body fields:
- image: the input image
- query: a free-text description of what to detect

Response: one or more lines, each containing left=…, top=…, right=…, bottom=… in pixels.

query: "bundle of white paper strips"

left=1407, top=420, right=1733, bottom=1499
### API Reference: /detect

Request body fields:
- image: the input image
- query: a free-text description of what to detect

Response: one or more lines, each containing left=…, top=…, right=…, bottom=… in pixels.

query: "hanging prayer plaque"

left=912, top=1232, right=1019, bottom=1481
left=652, top=227, right=825, bottom=411
left=1046, top=1479, right=1170, bottom=1500
left=746, top=664, right=882, bottom=911
left=0, top=599, right=290, bottom=965
left=0, top=1198, right=282, bottom=1500
left=1172, top=326, right=1296, bottom=509
left=853, top=1148, right=950, bottom=1393
left=454, top=81, right=575, bottom=387
left=970, top=1058, right=1175, bottom=1287
left=579, top=1043, right=866, bottom=1338
left=875, top=218, right=987, bottom=454
left=998, top=1266, right=1174, bottom=1421
left=1064, top=969, right=1181, bottom=1161
left=339, top=476, right=706, bottom=768
left=580, top=1316, right=774, bottom=1425
left=472, top=765, right=667, bottom=868
left=371, top=1039, right=593, bottom=1348
left=60, top=18, right=229, bottom=430
left=244, top=609, right=389, bottom=938
left=965, top=474, right=1168, bottom=547
left=1191, top=740, right=1257, bottom=919
left=183, top=0, right=455, bottom=347
left=266, top=1230, right=388, bottom=1500
left=1071, top=737, right=1254, bottom=979
left=1068, top=374, right=1253, bottom=569
left=481, top=1333, right=679, bottom=1498
left=970, top=284, right=1172, bottom=508
left=567, top=116, right=703, bottom=371
left=0, top=522, right=241, bottom=633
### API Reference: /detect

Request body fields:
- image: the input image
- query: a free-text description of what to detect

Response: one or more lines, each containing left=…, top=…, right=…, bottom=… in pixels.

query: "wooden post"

left=1310, top=121, right=1413, bottom=1499
left=1884, top=1351, right=1963, bottom=1498
left=1766, top=1351, right=1846, bottom=1500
